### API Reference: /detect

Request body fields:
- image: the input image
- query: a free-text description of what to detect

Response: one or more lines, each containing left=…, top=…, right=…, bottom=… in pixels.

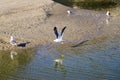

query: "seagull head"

left=10, top=36, right=14, bottom=40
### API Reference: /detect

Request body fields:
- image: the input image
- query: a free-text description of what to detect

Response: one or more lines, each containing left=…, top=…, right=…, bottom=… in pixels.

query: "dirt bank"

left=0, top=0, right=119, bottom=50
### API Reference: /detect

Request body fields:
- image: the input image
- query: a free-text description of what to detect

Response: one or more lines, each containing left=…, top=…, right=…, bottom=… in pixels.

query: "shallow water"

left=0, top=36, right=120, bottom=80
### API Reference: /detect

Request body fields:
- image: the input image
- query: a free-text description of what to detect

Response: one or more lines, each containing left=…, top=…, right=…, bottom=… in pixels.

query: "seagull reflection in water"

left=54, top=55, right=67, bottom=75
left=10, top=50, right=17, bottom=60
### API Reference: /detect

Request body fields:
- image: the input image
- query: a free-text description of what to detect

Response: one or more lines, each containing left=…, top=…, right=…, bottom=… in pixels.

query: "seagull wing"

left=61, top=26, right=66, bottom=36
left=54, top=27, right=59, bottom=38
left=10, top=39, right=16, bottom=45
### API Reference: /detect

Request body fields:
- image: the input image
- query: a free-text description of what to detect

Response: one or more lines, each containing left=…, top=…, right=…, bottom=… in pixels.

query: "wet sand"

left=0, top=0, right=120, bottom=50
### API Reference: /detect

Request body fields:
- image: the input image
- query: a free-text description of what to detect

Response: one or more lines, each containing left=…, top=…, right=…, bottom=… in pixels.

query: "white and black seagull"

left=106, top=11, right=110, bottom=17
left=53, top=26, right=66, bottom=42
left=10, top=36, right=17, bottom=46
left=67, top=10, right=71, bottom=15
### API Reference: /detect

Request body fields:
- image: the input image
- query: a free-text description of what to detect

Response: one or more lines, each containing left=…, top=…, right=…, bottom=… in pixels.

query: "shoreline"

left=0, top=0, right=120, bottom=50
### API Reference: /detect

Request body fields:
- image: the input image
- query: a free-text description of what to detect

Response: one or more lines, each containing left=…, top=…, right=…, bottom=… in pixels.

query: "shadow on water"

left=0, top=35, right=120, bottom=80
left=72, top=40, right=89, bottom=47
left=53, top=0, right=118, bottom=10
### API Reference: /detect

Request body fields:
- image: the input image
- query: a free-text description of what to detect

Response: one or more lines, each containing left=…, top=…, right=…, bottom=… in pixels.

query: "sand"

left=0, top=0, right=120, bottom=50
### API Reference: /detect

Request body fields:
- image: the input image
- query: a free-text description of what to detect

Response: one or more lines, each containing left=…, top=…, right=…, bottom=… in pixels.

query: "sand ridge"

left=0, top=0, right=119, bottom=50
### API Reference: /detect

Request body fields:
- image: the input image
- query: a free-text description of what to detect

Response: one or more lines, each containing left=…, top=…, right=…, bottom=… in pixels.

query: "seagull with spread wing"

left=53, top=26, right=66, bottom=42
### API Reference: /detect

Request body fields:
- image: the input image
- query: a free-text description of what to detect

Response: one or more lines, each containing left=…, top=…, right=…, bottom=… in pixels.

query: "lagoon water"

left=0, top=37, right=120, bottom=80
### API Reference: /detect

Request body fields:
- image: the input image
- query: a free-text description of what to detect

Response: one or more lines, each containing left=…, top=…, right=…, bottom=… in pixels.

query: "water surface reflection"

left=0, top=36, right=120, bottom=80
left=0, top=49, right=35, bottom=79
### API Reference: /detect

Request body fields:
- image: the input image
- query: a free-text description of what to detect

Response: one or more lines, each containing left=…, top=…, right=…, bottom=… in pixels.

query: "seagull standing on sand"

left=10, top=36, right=17, bottom=46
left=53, top=26, right=66, bottom=42
left=106, top=11, right=110, bottom=17
left=105, top=11, right=111, bottom=24
left=67, top=10, right=71, bottom=15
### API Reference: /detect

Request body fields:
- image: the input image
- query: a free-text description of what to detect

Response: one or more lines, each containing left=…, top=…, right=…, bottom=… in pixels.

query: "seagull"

left=106, top=11, right=110, bottom=16
left=53, top=26, right=66, bottom=42
left=67, top=10, right=71, bottom=14
left=10, top=36, right=17, bottom=46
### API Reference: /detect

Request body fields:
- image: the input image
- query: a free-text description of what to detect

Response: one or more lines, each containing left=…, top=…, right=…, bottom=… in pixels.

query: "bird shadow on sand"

left=72, top=40, right=89, bottom=48
left=17, top=42, right=30, bottom=47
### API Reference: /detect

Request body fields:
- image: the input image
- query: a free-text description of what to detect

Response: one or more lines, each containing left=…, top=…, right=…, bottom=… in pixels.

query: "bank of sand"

left=0, top=0, right=120, bottom=50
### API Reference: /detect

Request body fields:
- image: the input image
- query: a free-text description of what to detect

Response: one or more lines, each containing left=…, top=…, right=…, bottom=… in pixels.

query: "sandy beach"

left=0, top=0, right=120, bottom=50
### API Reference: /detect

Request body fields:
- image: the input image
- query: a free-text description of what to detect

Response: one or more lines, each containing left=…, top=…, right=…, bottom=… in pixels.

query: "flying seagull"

left=53, top=26, right=66, bottom=42
left=10, top=36, right=17, bottom=46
